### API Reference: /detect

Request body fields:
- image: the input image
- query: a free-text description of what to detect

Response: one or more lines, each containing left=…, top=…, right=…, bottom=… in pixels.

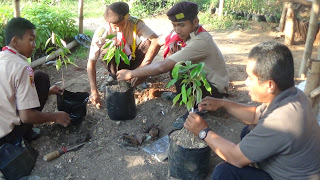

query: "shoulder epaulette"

left=97, top=27, right=106, bottom=37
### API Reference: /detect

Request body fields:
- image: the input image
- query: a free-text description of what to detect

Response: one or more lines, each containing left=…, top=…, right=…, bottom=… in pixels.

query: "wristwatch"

left=199, top=127, right=212, bottom=140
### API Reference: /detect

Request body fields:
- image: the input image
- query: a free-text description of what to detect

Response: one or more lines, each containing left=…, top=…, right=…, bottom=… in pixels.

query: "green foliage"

left=22, top=3, right=78, bottom=55
left=0, top=5, right=13, bottom=47
left=45, top=32, right=77, bottom=88
left=102, top=34, right=130, bottom=69
left=167, top=61, right=211, bottom=111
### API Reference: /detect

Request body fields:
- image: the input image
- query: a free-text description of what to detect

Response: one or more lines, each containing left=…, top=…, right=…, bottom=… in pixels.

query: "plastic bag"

left=142, top=135, right=169, bottom=162
left=57, top=90, right=89, bottom=125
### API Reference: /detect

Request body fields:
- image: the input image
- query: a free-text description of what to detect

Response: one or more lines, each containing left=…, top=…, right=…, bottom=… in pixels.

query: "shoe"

left=75, top=34, right=92, bottom=48
left=161, top=92, right=178, bottom=101
left=30, top=128, right=41, bottom=142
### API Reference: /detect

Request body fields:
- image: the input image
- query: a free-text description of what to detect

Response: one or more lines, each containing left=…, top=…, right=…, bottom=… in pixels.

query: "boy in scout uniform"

left=87, top=2, right=160, bottom=109
left=0, top=17, right=70, bottom=147
left=117, top=1, right=229, bottom=128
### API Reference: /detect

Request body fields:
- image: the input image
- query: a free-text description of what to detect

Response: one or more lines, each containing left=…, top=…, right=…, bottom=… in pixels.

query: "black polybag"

left=57, top=90, right=89, bottom=125
left=0, top=138, right=38, bottom=180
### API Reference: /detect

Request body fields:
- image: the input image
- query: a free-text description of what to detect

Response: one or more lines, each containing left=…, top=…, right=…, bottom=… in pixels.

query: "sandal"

left=75, top=34, right=92, bottom=48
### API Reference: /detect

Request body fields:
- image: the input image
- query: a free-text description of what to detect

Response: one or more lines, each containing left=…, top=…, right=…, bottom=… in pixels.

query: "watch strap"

left=200, top=127, right=212, bottom=140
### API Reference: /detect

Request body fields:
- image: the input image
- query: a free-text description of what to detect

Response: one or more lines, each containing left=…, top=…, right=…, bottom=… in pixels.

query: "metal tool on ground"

left=43, top=142, right=86, bottom=161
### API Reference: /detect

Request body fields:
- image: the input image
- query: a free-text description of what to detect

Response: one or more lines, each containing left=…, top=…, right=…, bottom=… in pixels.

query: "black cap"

left=166, top=1, right=198, bottom=22
left=104, top=2, right=129, bottom=23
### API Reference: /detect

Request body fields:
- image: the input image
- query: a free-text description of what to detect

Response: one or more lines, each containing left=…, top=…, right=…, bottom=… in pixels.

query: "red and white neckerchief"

left=2, top=46, right=16, bottom=54
left=2, top=46, right=35, bottom=86
left=163, top=25, right=207, bottom=59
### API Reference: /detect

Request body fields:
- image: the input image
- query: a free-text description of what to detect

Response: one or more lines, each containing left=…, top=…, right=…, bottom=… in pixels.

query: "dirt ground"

left=23, top=16, right=318, bottom=180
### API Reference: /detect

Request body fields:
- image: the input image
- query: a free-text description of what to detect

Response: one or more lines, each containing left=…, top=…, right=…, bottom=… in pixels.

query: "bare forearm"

left=221, top=100, right=257, bottom=124
left=131, top=61, right=169, bottom=78
left=139, top=38, right=161, bottom=67
left=19, top=109, right=57, bottom=124
left=87, top=61, right=98, bottom=93
left=205, top=131, right=251, bottom=167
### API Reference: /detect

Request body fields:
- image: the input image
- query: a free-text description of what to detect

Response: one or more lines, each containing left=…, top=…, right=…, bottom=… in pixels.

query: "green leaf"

left=201, top=76, right=212, bottom=94
left=115, top=48, right=120, bottom=66
left=45, top=47, right=56, bottom=54
left=166, top=79, right=177, bottom=88
left=186, top=96, right=194, bottom=111
left=171, top=64, right=181, bottom=79
left=187, top=87, right=192, bottom=97
left=119, top=50, right=130, bottom=65
left=196, top=87, right=203, bottom=105
left=102, top=41, right=113, bottom=49
left=106, top=34, right=116, bottom=39
left=172, top=93, right=181, bottom=106
left=181, top=84, right=187, bottom=104
left=56, top=59, right=62, bottom=71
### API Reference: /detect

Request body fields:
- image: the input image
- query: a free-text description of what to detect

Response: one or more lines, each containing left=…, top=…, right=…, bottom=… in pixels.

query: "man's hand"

left=167, top=41, right=182, bottom=57
left=49, top=85, right=64, bottom=95
left=184, top=112, right=209, bottom=136
left=53, top=111, right=71, bottom=127
left=89, top=92, right=101, bottom=109
left=116, top=69, right=132, bottom=81
left=198, top=96, right=224, bottom=112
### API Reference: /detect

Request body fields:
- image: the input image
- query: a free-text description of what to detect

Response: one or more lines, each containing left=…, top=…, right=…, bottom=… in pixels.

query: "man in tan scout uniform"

left=0, top=17, right=70, bottom=147
left=87, top=2, right=160, bottom=108
left=117, top=1, right=229, bottom=128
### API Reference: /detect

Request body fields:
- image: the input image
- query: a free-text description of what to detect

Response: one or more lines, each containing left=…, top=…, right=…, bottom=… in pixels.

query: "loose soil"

left=22, top=16, right=318, bottom=180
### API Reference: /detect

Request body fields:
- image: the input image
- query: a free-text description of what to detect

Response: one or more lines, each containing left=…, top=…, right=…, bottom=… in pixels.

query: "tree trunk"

left=78, top=0, right=84, bottom=34
left=13, top=0, right=20, bottom=17
left=279, top=2, right=288, bottom=32
left=218, top=0, right=225, bottom=17
left=299, top=0, right=320, bottom=78
left=284, top=3, right=296, bottom=45
left=304, top=59, right=320, bottom=113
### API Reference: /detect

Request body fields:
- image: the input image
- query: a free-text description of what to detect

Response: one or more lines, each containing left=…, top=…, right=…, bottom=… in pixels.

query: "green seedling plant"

left=166, top=60, right=212, bottom=112
left=102, top=34, right=130, bottom=69
left=45, top=32, right=77, bottom=88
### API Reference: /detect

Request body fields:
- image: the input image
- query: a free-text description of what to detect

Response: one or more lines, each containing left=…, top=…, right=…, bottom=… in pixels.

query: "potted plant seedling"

left=102, top=34, right=136, bottom=120
left=45, top=32, right=89, bottom=125
left=166, top=60, right=212, bottom=179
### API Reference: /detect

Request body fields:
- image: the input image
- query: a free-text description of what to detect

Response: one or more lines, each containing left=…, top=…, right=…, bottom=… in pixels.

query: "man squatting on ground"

left=185, top=41, right=320, bottom=179
left=87, top=2, right=160, bottom=109
left=0, top=17, right=71, bottom=147
left=117, top=1, right=229, bottom=128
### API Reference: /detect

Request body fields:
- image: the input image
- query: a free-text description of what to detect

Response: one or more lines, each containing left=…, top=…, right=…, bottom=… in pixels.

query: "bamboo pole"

left=30, top=40, right=79, bottom=68
left=284, top=2, right=295, bottom=45
left=218, top=0, right=225, bottom=17
left=304, top=59, right=320, bottom=114
left=78, top=0, right=84, bottom=34
left=299, top=0, right=320, bottom=78
left=279, top=2, right=288, bottom=32
left=13, top=0, right=20, bottom=17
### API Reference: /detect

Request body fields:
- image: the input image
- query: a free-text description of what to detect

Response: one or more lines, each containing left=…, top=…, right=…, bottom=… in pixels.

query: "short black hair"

left=104, top=2, right=129, bottom=23
left=167, top=1, right=198, bottom=22
left=248, top=41, right=294, bottom=91
left=5, top=17, right=35, bottom=45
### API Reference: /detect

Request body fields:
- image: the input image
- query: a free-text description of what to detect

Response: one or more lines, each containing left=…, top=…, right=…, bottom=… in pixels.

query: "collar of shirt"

left=2, top=46, right=28, bottom=61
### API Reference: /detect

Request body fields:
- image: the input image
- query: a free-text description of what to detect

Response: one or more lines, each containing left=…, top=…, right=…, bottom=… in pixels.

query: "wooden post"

left=279, top=2, right=288, bottom=32
left=299, top=0, right=320, bottom=78
left=284, top=2, right=296, bottom=45
left=13, top=0, right=20, bottom=17
left=218, top=0, right=225, bottom=17
left=78, top=0, right=84, bottom=34
left=304, top=59, right=320, bottom=114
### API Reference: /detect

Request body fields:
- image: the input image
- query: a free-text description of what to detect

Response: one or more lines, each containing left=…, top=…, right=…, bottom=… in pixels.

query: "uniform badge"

left=27, top=66, right=35, bottom=87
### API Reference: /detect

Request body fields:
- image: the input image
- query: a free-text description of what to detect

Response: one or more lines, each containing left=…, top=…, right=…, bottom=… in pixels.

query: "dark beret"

left=166, top=1, right=198, bottom=22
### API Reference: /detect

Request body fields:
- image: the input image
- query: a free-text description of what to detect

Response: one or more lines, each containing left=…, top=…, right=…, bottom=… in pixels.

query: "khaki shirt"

left=168, top=31, right=229, bottom=93
left=0, top=47, right=40, bottom=138
left=89, top=16, right=155, bottom=61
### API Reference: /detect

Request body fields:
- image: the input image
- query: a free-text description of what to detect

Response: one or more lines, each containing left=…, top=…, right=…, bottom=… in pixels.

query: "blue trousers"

left=211, top=125, right=273, bottom=180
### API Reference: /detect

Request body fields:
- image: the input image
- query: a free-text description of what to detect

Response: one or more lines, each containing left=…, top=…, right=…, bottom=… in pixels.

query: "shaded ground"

left=24, top=16, right=318, bottom=180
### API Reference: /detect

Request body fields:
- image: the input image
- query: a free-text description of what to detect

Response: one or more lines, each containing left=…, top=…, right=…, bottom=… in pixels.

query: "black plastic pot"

left=168, top=130, right=211, bottom=180
left=57, top=90, right=89, bottom=125
left=105, top=81, right=136, bottom=120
